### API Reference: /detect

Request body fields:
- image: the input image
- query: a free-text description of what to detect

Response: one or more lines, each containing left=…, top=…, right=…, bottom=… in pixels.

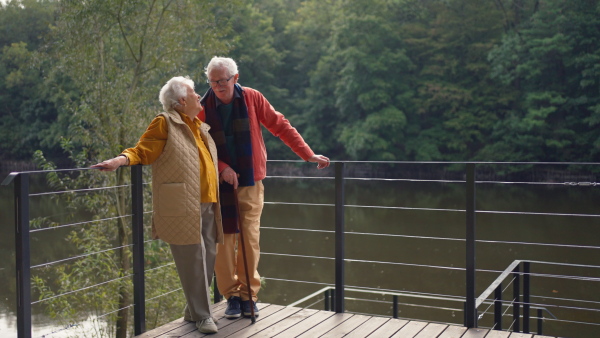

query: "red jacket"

left=198, top=86, right=315, bottom=181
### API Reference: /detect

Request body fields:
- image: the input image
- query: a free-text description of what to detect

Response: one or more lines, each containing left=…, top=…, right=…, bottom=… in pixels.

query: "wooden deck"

left=136, top=301, right=559, bottom=338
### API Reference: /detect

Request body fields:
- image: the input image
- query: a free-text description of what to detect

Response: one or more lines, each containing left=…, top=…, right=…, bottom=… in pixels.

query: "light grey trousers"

left=169, top=203, right=217, bottom=321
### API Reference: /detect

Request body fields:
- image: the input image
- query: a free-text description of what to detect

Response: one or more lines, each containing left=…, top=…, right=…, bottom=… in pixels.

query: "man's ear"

left=178, top=97, right=186, bottom=106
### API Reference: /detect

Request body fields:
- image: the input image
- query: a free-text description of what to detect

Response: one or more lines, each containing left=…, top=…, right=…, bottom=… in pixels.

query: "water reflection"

left=259, top=175, right=600, bottom=338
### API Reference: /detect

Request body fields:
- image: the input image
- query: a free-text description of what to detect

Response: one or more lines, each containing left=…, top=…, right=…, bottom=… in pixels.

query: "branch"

left=116, top=0, right=139, bottom=63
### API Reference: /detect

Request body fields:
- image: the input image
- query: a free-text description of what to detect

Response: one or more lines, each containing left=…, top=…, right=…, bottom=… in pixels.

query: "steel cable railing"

left=30, top=214, right=132, bottom=233
left=31, top=274, right=131, bottom=305
left=3, top=161, right=599, bottom=337
left=262, top=161, right=599, bottom=337
left=30, top=244, right=133, bottom=269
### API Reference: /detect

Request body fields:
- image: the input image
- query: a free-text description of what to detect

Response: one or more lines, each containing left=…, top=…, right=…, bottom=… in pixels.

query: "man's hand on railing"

left=307, top=154, right=330, bottom=170
left=91, top=155, right=129, bottom=171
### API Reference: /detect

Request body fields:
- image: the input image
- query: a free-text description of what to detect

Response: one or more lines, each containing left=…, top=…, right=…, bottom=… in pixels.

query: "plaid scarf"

left=201, top=84, right=254, bottom=234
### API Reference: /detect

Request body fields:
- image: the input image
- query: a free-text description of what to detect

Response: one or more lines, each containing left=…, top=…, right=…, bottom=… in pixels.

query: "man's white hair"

left=205, top=56, right=238, bottom=78
left=159, top=76, right=194, bottom=112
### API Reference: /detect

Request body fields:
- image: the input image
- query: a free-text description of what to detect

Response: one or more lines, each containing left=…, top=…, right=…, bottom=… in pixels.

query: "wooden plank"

left=320, top=314, right=371, bottom=337
left=136, top=318, right=189, bottom=338
left=226, top=306, right=303, bottom=337
left=211, top=300, right=232, bottom=320
left=135, top=301, right=227, bottom=337
left=273, top=310, right=336, bottom=337
left=366, top=318, right=408, bottom=337
left=138, top=302, right=560, bottom=338
left=344, top=316, right=390, bottom=338
left=390, top=320, right=428, bottom=338
left=175, top=326, right=204, bottom=338
left=157, top=321, right=197, bottom=337
left=188, top=303, right=281, bottom=337
left=254, top=308, right=320, bottom=337
left=485, top=330, right=511, bottom=338
left=414, top=323, right=449, bottom=338
left=462, top=327, right=489, bottom=338
left=437, top=325, right=468, bottom=338
left=296, top=312, right=355, bottom=337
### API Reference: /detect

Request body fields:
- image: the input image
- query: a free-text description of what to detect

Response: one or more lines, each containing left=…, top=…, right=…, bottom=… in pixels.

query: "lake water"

left=1, top=162, right=599, bottom=337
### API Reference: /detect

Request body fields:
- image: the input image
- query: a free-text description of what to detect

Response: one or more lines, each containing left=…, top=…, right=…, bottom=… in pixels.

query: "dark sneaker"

left=224, top=296, right=242, bottom=319
left=242, top=300, right=259, bottom=318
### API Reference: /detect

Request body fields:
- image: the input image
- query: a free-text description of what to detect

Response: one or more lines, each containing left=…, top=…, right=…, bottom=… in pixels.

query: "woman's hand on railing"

left=91, top=155, right=128, bottom=171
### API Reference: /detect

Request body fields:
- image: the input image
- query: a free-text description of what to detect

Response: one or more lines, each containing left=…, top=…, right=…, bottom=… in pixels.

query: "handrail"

left=2, top=167, right=100, bottom=185
left=477, top=260, right=522, bottom=308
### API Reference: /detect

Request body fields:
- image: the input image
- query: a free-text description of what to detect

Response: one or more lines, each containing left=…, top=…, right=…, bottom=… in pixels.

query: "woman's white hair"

left=159, top=76, right=194, bottom=112
left=205, top=57, right=238, bottom=78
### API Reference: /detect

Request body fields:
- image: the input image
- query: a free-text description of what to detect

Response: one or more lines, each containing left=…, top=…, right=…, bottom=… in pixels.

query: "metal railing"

left=3, top=161, right=600, bottom=337
left=2, top=166, right=147, bottom=338
left=259, top=161, right=600, bottom=337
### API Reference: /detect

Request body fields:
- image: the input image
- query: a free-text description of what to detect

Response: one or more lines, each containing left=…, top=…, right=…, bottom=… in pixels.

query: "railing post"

left=494, top=283, right=502, bottom=330
left=537, top=309, right=543, bottom=335
left=14, top=173, right=32, bottom=338
left=513, top=264, right=521, bottom=332
left=523, top=261, right=530, bottom=333
left=465, top=163, right=477, bottom=328
left=393, top=295, right=399, bottom=318
left=334, top=162, right=345, bottom=313
left=330, top=289, right=336, bottom=312
left=131, top=166, right=146, bottom=335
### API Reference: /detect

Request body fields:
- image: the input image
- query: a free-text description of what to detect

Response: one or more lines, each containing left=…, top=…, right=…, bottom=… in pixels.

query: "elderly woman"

left=93, top=76, right=223, bottom=334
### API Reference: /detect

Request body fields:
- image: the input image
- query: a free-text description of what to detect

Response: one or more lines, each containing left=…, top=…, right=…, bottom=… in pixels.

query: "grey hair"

left=205, top=56, right=238, bottom=78
left=159, top=76, right=194, bottom=112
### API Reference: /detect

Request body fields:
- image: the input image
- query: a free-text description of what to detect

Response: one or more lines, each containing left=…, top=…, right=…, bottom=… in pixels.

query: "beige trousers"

left=215, top=181, right=264, bottom=302
left=170, top=203, right=217, bottom=321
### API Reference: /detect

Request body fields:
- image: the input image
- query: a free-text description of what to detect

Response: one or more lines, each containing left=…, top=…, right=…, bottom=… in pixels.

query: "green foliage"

left=486, top=0, right=600, bottom=162
left=3, top=0, right=600, bottom=165
left=14, top=0, right=241, bottom=336
left=0, top=1, right=70, bottom=161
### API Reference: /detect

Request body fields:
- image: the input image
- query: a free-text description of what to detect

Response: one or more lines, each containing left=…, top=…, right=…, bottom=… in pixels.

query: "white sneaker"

left=196, top=317, right=218, bottom=334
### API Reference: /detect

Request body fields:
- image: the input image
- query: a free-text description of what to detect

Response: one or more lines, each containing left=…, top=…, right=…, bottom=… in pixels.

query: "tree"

left=30, top=0, right=240, bottom=337
left=486, top=0, right=600, bottom=162
left=0, top=0, right=68, bottom=162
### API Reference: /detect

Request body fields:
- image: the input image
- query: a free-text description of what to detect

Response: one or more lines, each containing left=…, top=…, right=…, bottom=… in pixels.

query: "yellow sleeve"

left=121, top=116, right=168, bottom=165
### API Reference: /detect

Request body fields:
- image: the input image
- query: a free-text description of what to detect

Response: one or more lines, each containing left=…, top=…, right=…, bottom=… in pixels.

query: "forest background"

left=1, top=0, right=599, bottom=167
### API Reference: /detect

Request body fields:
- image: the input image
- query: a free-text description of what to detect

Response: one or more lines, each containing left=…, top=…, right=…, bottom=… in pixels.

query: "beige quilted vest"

left=151, top=111, right=223, bottom=245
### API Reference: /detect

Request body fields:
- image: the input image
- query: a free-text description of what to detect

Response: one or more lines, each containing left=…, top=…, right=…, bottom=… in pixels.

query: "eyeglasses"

left=206, top=75, right=234, bottom=87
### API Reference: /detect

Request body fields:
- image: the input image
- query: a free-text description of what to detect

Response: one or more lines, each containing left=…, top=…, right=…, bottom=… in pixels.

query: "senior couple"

left=93, top=57, right=330, bottom=334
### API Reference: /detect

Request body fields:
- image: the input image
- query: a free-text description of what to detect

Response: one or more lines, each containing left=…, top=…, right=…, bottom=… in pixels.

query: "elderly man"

left=199, top=57, right=330, bottom=319
left=93, top=76, right=222, bottom=334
